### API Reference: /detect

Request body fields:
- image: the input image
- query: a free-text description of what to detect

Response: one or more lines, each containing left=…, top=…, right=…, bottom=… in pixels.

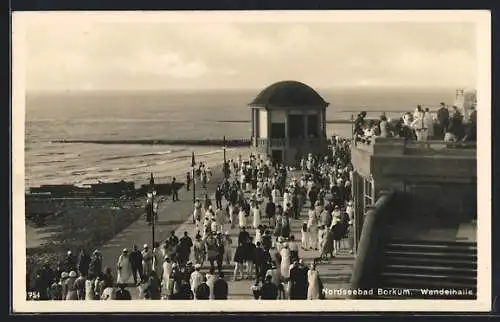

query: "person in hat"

left=279, top=243, right=291, bottom=282
left=64, top=250, right=77, bottom=273
left=205, top=267, right=217, bottom=300
left=117, top=248, right=133, bottom=285
left=213, top=272, right=228, bottom=300
left=77, top=249, right=91, bottom=277
left=193, top=234, right=206, bottom=267
left=129, top=244, right=143, bottom=285
left=142, top=244, right=153, bottom=277
left=88, top=250, right=102, bottom=278
left=307, top=262, right=321, bottom=300
left=195, top=276, right=210, bottom=300
left=64, top=271, right=78, bottom=300
left=74, top=271, right=86, bottom=300
left=49, top=273, right=64, bottom=300
left=60, top=272, right=69, bottom=300
left=307, top=205, right=319, bottom=251
left=161, top=255, right=173, bottom=298
left=222, top=232, right=233, bottom=266
left=260, top=275, right=278, bottom=300
left=190, top=264, right=204, bottom=299
left=84, top=273, right=96, bottom=300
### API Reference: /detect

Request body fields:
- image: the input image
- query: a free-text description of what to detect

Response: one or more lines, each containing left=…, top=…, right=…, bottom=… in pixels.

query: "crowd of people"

left=353, top=102, right=477, bottom=144
left=28, top=136, right=356, bottom=301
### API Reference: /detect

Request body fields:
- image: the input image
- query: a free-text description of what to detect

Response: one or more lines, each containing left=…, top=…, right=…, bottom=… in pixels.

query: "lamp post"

left=147, top=173, right=157, bottom=248
left=223, top=136, right=227, bottom=178
left=191, top=152, right=196, bottom=205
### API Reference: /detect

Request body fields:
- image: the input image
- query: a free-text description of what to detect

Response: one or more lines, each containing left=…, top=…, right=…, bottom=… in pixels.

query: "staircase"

left=377, top=239, right=477, bottom=299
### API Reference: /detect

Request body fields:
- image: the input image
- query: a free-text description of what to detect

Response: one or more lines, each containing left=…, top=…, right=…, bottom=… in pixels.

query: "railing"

left=352, top=137, right=476, bottom=156
left=350, top=191, right=399, bottom=295
left=255, top=137, right=328, bottom=148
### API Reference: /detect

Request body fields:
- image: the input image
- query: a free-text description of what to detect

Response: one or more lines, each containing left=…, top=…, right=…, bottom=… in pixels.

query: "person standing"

left=265, top=199, right=276, bottom=228
left=142, top=245, right=154, bottom=278
left=260, top=275, right=279, bottom=300
left=215, top=185, right=223, bottom=209
left=74, top=272, right=86, bottom=300
left=171, top=177, right=179, bottom=202
left=195, top=276, right=210, bottom=300
left=213, top=273, right=229, bottom=300
left=233, top=242, right=244, bottom=281
left=279, top=243, right=291, bottom=282
left=436, top=102, right=450, bottom=140
left=65, top=271, right=78, bottom=300
left=190, top=264, right=204, bottom=297
left=186, top=172, right=191, bottom=191
left=308, top=205, right=319, bottom=251
left=116, top=248, right=134, bottom=285
left=307, top=263, right=321, bottom=300
left=161, top=256, right=173, bottom=299
left=77, top=249, right=91, bottom=277
left=222, top=232, right=233, bottom=266
left=115, top=284, right=132, bottom=300
left=178, top=232, right=193, bottom=266
left=205, top=267, right=217, bottom=300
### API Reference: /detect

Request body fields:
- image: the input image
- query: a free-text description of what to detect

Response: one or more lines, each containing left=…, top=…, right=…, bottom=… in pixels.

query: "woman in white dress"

left=252, top=204, right=261, bottom=229
left=229, top=204, right=238, bottom=229
left=116, top=248, right=134, bottom=285
left=205, top=268, right=217, bottom=300
left=271, top=187, right=281, bottom=205
left=307, top=263, right=321, bottom=300
left=193, top=199, right=203, bottom=233
left=279, top=243, right=291, bottom=281
left=161, top=256, right=173, bottom=299
left=238, top=206, right=247, bottom=229
left=308, top=205, right=319, bottom=250
left=282, top=189, right=291, bottom=212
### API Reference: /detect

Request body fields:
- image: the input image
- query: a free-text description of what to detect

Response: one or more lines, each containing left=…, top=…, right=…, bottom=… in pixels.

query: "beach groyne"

left=50, top=138, right=252, bottom=147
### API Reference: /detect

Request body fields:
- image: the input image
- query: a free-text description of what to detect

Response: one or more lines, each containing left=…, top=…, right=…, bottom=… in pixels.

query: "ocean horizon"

left=24, top=87, right=458, bottom=188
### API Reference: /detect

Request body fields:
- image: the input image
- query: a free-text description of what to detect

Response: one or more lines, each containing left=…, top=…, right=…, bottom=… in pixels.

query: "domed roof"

left=249, top=80, right=329, bottom=108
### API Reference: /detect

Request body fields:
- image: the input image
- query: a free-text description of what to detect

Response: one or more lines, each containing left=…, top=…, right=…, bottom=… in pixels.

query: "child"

left=301, top=222, right=308, bottom=250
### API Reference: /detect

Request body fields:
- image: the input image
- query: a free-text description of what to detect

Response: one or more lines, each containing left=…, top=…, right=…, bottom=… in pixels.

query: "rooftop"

left=248, top=80, right=329, bottom=109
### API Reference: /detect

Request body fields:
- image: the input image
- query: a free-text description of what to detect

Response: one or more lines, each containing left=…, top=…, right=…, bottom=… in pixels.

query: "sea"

left=25, top=87, right=457, bottom=188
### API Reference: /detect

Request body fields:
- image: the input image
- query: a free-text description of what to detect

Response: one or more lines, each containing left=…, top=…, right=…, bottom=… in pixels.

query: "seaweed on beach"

left=25, top=199, right=144, bottom=288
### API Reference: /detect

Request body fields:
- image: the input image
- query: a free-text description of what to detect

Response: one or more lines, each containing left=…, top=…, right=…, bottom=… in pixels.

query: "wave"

left=100, top=149, right=186, bottom=161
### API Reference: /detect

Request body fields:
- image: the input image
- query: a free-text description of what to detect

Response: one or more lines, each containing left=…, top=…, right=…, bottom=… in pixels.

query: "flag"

left=191, top=152, right=195, bottom=167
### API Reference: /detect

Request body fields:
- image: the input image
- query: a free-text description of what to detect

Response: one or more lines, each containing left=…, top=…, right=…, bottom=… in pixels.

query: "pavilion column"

left=251, top=108, right=255, bottom=139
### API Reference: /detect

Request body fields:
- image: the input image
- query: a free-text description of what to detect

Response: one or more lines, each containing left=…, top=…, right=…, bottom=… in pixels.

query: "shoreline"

left=49, top=138, right=252, bottom=147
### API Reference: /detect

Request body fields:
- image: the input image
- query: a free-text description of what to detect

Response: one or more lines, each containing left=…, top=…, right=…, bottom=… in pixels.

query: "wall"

left=269, top=110, right=287, bottom=123
left=351, top=143, right=477, bottom=225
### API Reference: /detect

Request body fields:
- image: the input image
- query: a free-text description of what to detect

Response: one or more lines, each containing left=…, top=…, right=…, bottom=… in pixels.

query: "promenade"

left=100, top=166, right=354, bottom=300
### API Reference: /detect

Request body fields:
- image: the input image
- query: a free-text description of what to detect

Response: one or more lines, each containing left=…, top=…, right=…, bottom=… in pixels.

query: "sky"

left=18, top=13, right=478, bottom=92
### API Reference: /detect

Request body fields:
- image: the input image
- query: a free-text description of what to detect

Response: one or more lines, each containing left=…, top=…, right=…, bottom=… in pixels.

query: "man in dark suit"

left=436, top=102, right=450, bottom=140
left=265, top=200, right=276, bottom=228
left=260, top=275, right=278, bottom=300
left=213, top=273, right=228, bottom=299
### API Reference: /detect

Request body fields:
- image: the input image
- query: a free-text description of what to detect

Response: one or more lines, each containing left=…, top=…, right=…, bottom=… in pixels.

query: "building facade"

left=350, top=137, right=477, bottom=249
left=248, top=80, right=330, bottom=165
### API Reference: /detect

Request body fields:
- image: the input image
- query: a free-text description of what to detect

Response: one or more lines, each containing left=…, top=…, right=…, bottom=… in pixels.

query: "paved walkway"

left=100, top=167, right=354, bottom=300
left=99, top=166, right=225, bottom=280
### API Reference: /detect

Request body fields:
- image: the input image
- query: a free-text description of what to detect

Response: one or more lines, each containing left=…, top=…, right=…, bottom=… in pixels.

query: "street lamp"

left=147, top=173, right=157, bottom=248
left=223, top=136, right=227, bottom=178
left=191, top=152, right=196, bottom=205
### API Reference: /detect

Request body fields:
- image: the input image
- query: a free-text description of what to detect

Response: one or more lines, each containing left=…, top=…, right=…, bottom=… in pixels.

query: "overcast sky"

left=19, top=13, right=478, bottom=91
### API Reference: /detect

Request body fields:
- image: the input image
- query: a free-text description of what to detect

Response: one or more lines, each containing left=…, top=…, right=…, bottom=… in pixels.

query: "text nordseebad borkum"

left=322, top=288, right=474, bottom=298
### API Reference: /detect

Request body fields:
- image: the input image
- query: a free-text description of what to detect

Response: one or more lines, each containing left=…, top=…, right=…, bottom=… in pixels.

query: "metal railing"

left=255, top=137, right=327, bottom=148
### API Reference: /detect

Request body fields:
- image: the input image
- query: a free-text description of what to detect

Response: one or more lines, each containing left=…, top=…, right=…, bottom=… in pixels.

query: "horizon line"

left=26, top=85, right=475, bottom=95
